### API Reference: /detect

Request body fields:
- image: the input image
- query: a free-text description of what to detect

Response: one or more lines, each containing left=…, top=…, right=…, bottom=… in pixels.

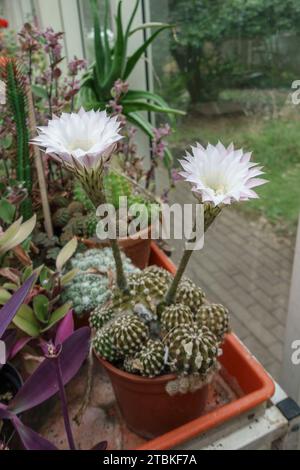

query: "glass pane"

left=79, top=0, right=112, bottom=61
left=150, top=0, right=300, bottom=384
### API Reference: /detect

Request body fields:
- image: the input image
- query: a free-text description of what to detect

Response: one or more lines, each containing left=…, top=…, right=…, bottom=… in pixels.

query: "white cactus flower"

left=179, top=142, right=267, bottom=206
left=32, top=107, right=122, bottom=171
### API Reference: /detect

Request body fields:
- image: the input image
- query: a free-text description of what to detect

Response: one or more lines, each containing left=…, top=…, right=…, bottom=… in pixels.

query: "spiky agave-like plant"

left=1, top=58, right=32, bottom=219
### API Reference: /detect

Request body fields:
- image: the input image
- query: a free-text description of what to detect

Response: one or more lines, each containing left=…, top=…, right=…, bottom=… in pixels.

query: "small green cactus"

left=161, top=304, right=194, bottom=333
left=175, top=278, right=206, bottom=313
left=53, top=207, right=71, bottom=228
left=112, top=313, right=149, bottom=356
left=93, top=322, right=120, bottom=362
left=166, top=324, right=219, bottom=375
left=195, top=303, right=229, bottom=341
left=112, top=266, right=173, bottom=319
left=124, top=339, right=165, bottom=377
left=90, top=304, right=116, bottom=329
left=54, top=196, right=69, bottom=208
left=67, top=201, right=84, bottom=215
left=61, top=248, right=139, bottom=316
left=85, top=213, right=98, bottom=237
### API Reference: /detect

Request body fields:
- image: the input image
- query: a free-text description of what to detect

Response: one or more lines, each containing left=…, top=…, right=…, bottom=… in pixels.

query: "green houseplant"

left=70, top=171, right=160, bottom=268
left=80, top=0, right=184, bottom=166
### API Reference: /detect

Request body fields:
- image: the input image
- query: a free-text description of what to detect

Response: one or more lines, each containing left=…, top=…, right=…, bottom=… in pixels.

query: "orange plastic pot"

left=98, top=356, right=209, bottom=439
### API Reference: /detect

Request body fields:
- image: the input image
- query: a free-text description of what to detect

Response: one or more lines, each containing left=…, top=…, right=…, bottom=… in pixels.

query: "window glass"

left=150, top=0, right=300, bottom=383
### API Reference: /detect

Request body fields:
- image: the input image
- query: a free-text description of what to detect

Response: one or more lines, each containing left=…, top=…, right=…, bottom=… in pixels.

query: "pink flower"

left=68, top=57, right=87, bottom=76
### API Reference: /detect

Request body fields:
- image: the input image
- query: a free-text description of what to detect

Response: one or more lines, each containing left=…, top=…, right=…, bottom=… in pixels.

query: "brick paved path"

left=169, top=182, right=295, bottom=382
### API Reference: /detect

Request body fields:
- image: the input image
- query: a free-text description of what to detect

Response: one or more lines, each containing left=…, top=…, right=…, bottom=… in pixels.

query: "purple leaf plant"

left=0, top=322, right=94, bottom=450
left=0, top=280, right=106, bottom=450
left=0, top=274, right=36, bottom=370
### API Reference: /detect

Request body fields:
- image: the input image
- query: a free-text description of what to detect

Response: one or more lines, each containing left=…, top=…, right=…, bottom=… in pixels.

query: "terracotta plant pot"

left=97, top=356, right=209, bottom=439
left=80, top=225, right=152, bottom=269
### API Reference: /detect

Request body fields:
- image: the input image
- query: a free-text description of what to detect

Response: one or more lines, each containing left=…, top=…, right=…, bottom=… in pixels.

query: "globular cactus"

left=93, top=323, right=120, bottom=362
left=161, top=304, right=194, bottom=333
left=166, top=324, right=219, bottom=375
left=124, top=339, right=165, bottom=377
left=104, top=171, right=132, bottom=209
left=67, top=201, right=84, bottom=215
left=195, top=303, right=229, bottom=341
left=112, top=266, right=172, bottom=318
left=61, top=248, right=138, bottom=316
left=85, top=213, right=98, bottom=237
left=54, top=195, right=69, bottom=208
left=90, top=304, right=116, bottom=329
left=175, top=278, right=206, bottom=314
left=53, top=207, right=71, bottom=228
left=61, top=214, right=90, bottom=240
left=112, top=313, right=149, bottom=356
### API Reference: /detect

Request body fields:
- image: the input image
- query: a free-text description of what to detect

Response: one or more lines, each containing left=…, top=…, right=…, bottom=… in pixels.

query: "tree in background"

left=168, top=0, right=300, bottom=105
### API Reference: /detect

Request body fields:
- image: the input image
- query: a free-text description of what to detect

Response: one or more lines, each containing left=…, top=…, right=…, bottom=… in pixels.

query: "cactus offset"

left=90, top=304, right=116, bottom=329
left=93, top=323, right=120, bottom=362
left=67, top=201, right=84, bottom=215
left=166, top=324, right=219, bottom=375
left=161, top=304, right=194, bottom=333
left=175, top=278, right=206, bottom=314
left=195, top=304, right=229, bottom=341
left=53, top=207, right=71, bottom=228
left=112, top=266, right=172, bottom=319
left=124, top=339, right=165, bottom=377
left=112, top=313, right=149, bottom=356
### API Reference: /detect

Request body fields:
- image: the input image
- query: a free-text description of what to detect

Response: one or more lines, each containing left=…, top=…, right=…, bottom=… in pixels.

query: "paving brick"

left=245, top=320, right=277, bottom=347
left=248, top=304, right=277, bottom=328
left=265, top=361, right=281, bottom=382
left=243, top=335, right=275, bottom=365
left=269, top=343, right=283, bottom=362
left=230, top=286, right=255, bottom=308
left=255, top=289, right=274, bottom=310
left=230, top=315, right=252, bottom=340
left=271, top=324, right=286, bottom=341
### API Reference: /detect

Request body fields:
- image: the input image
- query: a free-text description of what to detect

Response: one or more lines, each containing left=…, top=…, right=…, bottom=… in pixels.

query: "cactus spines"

left=112, top=266, right=172, bottom=317
left=166, top=324, right=219, bottom=375
left=90, top=304, right=116, bottom=330
left=161, top=304, right=194, bottom=333
left=93, top=323, right=120, bottom=362
left=195, top=304, right=229, bottom=340
left=3, top=59, right=32, bottom=219
left=86, top=213, right=98, bottom=237
left=112, top=313, right=149, bottom=356
left=124, top=339, right=165, bottom=377
left=54, top=195, right=69, bottom=208
left=175, top=278, right=205, bottom=313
